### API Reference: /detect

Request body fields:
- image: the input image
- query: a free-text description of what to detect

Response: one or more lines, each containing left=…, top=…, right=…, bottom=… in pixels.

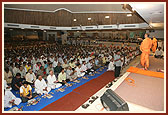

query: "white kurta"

left=75, top=67, right=85, bottom=77
left=4, top=90, right=21, bottom=108
left=107, top=61, right=115, bottom=71
left=35, top=79, right=51, bottom=95
left=81, top=64, right=87, bottom=72
left=47, top=75, right=62, bottom=89
left=4, top=80, right=12, bottom=91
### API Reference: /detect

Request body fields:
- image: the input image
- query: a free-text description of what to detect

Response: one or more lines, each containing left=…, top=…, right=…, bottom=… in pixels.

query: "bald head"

left=38, top=75, right=43, bottom=81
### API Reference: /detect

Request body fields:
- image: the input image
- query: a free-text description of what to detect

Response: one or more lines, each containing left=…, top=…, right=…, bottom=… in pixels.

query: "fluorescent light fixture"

left=73, top=19, right=77, bottom=21
left=105, top=16, right=110, bottom=18
left=132, top=8, right=135, bottom=11
left=9, top=29, right=13, bottom=30
left=88, top=18, right=91, bottom=20
left=21, top=28, right=24, bottom=29
left=127, top=14, right=132, bottom=17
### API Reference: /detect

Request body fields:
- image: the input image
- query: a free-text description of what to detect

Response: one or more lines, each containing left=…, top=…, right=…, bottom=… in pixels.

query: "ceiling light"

left=132, top=8, right=135, bottom=11
left=21, top=28, right=24, bottom=29
left=73, top=19, right=77, bottom=21
left=127, top=14, right=132, bottom=17
left=105, top=16, right=110, bottom=18
left=9, top=29, right=13, bottom=31
left=88, top=18, right=91, bottom=20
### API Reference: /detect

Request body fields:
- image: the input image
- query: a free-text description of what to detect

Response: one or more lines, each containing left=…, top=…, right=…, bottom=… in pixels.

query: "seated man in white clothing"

left=47, top=70, right=62, bottom=89
left=75, top=64, right=85, bottom=77
left=35, top=75, right=51, bottom=96
left=66, top=66, right=77, bottom=81
left=4, top=80, right=12, bottom=91
left=4, top=89, right=21, bottom=108
left=87, top=60, right=95, bottom=74
left=107, top=58, right=115, bottom=71
left=154, top=47, right=164, bottom=58
left=81, top=61, right=88, bottom=74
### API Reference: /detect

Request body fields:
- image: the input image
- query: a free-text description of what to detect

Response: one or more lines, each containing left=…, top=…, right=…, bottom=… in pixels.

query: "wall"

left=146, top=29, right=164, bottom=39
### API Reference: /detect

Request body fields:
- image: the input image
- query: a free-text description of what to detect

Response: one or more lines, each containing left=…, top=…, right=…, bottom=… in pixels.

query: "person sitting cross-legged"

left=107, top=58, right=115, bottom=71
left=154, top=47, right=164, bottom=59
left=34, top=75, right=51, bottom=96
left=20, top=81, right=37, bottom=103
left=58, top=68, right=70, bottom=85
left=4, top=89, right=22, bottom=108
left=66, top=66, right=77, bottom=81
left=25, top=69, right=36, bottom=86
left=11, top=73, right=23, bottom=91
left=47, top=70, right=62, bottom=89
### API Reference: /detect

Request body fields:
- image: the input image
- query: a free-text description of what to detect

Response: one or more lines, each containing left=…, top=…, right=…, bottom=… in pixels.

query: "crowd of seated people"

left=4, top=43, right=141, bottom=109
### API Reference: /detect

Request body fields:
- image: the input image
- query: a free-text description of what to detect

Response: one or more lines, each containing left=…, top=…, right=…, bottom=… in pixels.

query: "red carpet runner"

left=41, top=71, right=115, bottom=111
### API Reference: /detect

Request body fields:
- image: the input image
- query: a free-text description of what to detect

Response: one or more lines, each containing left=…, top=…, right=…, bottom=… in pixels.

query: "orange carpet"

left=127, top=66, right=164, bottom=79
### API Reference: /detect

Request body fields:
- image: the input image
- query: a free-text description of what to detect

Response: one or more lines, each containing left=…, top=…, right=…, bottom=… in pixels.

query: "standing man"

left=140, top=33, right=152, bottom=70
left=114, top=50, right=122, bottom=78
left=152, top=36, right=157, bottom=53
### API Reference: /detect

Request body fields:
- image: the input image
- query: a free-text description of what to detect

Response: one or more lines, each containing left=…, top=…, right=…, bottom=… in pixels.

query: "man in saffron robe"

left=140, top=33, right=152, bottom=70
left=152, top=36, right=157, bottom=53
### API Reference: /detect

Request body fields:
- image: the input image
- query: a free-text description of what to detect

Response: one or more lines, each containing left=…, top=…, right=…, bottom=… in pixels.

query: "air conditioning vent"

left=86, top=27, right=93, bottom=29
left=103, top=26, right=113, bottom=28
left=124, top=25, right=136, bottom=27
left=7, top=24, right=19, bottom=27
left=50, top=27, right=56, bottom=29
left=71, top=27, right=78, bottom=29
left=30, top=26, right=39, bottom=28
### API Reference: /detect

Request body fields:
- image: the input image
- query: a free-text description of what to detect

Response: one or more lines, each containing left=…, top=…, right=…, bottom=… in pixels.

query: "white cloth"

left=87, top=62, right=92, bottom=69
left=35, top=79, right=51, bottom=95
left=47, top=75, right=62, bottom=89
left=75, top=67, right=85, bottom=77
left=18, top=69, right=26, bottom=79
left=107, top=61, right=115, bottom=71
left=13, top=67, right=19, bottom=76
left=53, top=61, right=58, bottom=68
left=25, top=73, right=36, bottom=83
left=4, top=90, right=21, bottom=108
left=4, top=80, right=12, bottom=91
left=49, top=57, right=55, bottom=63
left=85, top=57, right=90, bottom=63
left=33, top=64, right=40, bottom=73
left=81, top=64, right=87, bottom=71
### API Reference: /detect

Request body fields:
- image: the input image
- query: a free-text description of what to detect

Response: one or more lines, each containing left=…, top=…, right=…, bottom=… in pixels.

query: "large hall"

left=2, top=3, right=165, bottom=113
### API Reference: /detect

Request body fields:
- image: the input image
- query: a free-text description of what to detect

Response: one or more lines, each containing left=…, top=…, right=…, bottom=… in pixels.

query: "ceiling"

left=4, top=3, right=165, bottom=29
left=4, top=4, right=131, bottom=13
left=130, top=3, right=164, bottom=29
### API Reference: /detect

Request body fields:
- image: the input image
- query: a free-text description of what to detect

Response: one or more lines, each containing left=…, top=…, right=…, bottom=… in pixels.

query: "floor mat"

left=4, top=67, right=108, bottom=111
left=114, top=73, right=164, bottom=111
left=40, top=71, right=115, bottom=111
left=127, top=66, right=164, bottom=78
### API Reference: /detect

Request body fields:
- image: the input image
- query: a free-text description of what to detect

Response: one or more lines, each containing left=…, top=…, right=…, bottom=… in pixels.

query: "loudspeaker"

left=100, top=89, right=129, bottom=111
